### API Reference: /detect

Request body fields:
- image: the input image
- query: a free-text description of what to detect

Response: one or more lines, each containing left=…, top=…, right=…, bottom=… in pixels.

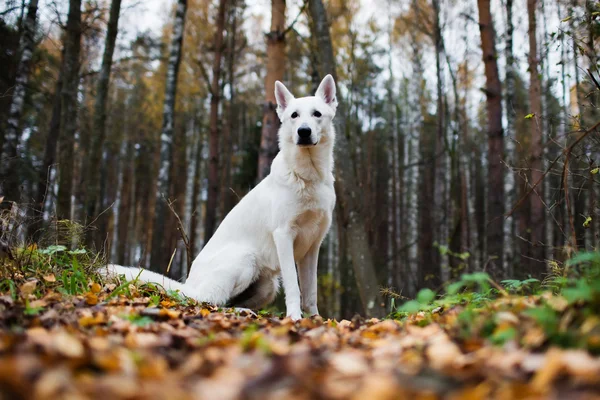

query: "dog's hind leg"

left=227, top=273, right=279, bottom=310
left=187, top=251, right=259, bottom=306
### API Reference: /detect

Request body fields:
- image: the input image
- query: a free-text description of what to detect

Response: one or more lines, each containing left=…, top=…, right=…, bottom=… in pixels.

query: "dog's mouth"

left=296, top=138, right=318, bottom=146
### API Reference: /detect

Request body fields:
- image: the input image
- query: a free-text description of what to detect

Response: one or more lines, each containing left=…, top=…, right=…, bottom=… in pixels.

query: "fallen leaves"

left=0, top=281, right=599, bottom=399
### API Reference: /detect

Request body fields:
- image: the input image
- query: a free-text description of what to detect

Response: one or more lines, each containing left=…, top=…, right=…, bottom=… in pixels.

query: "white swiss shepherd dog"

left=106, top=75, right=338, bottom=321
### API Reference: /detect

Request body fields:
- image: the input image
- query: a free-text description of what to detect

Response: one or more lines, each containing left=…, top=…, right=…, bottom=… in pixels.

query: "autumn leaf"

left=85, top=292, right=99, bottom=305
left=19, top=280, right=37, bottom=296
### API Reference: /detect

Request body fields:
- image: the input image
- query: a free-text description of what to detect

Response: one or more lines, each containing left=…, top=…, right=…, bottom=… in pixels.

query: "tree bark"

left=527, top=0, right=546, bottom=275
left=56, top=0, right=82, bottom=222
left=189, top=115, right=204, bottom=259
left=204, top=0, right=228, bottom=244
left=477, top=0, right=505, bottom=276
left=84, top=0, right=122, bottom=244
left=116, top=136, right=134, bottom=265
left=29, top=66, right=63, bottom=240
left=150, top=0, right=188, bottom=271
left=258, top=0, right=286, bottom=181
left=308, top=0, right=385, bottom=317
left=1, top=0, right=39, bottom=204
left=504, top=0, right=517, bottom=273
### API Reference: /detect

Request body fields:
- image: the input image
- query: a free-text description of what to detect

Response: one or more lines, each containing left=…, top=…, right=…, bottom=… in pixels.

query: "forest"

left=0, top=0, right=600, bottom=398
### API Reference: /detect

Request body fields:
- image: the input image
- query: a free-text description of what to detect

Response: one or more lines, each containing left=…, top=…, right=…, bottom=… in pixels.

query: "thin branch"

left=505, top=119, right=600, bottom=220
left=165, top=197, right=192, bottom=277
left=283, top=0, right=308, bottom=37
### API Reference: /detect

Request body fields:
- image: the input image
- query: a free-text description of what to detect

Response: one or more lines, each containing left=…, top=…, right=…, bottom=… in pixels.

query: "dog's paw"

left=286, top=311, right=303, bottom=321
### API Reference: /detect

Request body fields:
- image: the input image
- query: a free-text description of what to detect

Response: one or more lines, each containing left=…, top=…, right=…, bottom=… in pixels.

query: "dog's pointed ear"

left=275, top=81, right=294, bottom=119
left=316, top=74, right=337, bottom=111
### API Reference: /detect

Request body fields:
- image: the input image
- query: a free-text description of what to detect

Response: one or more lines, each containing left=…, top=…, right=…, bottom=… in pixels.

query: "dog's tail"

left=103, top=264, right=197, bottom=298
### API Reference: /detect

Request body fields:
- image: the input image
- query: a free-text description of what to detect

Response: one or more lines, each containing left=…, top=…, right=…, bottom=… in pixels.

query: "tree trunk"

left=1, top=0, right=39, bottom=204
left=527, top=0, right=546, bottom=275
left=116, top=136, right=134, bottom=265
left=258, top=0, right=286, bottom=181
left=308, top=0, right=385, bottom=317
left=84, top=0, right=122, bottom=245
left=220, top=3, right=238, bottom=217
left=189, top=117, right=204, bottom=259
left=504, top=0, right=516, bottom=273
left=204, top=0, right=228, bottom=244
left=477, top=0, right=504, bottom=276
left=56, top=0, right=82, bottom=222
left=149, top=0, right=188, bottom=271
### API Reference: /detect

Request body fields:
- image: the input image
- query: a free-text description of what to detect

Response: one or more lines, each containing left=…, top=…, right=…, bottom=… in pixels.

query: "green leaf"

left=591, top=167, right=599, bottom=175
left=566, top=251, right=600, bottom=267
left=447, top=281, right=465, bottom=295
left=462, top=272, right=490, bottom=284
left=583, top=216, right=592, bottom=228
left=562, top=280, right=593, bottom=304
left=416, top=288, right=436, bottom=304
left=561, top=16, right=573, bottom=22
left=39, top=245, right=67, bottom=255
left=490, top=327, right=517, bottom=345
left=399, top=300, right=422, bottom=313
left=524, top=113, right=534, bottom=119
left=67, top=248, right=87, bottom=255
left=524, top=306, right=558, bottom=332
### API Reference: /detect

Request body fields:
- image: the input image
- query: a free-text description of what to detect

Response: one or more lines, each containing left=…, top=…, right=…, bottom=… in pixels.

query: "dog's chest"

left=291, top=185, right=334, bottom=260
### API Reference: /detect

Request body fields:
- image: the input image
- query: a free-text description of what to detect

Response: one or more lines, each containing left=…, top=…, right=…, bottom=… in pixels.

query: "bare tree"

left=150, top=0, right=188, bottom=272
left=56, top=0, right=82, bottom=221
left=527, top=0, right=545, bottom=274
left=1, top=0, right=39, bottom=205
left=477, top=0, right=505, bottom=275
left=84, top=0, right=122, bottom=246
left=258, top=0, right=286, bottom=181
left=308, top=0, right=385, bottom=317
left=204, top=0, right=228, bottom=243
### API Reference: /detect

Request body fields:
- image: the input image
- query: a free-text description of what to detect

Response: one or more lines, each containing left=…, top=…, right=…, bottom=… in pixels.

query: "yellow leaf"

left=79, top=313, right=105, bottom=327
left=85, top=293, right=98, bottom=306
left=159, top=308, right=181, bottom=319
left=591, top=167, right=599, bottom=175
left=200, top=308, right=211, bottom=318
left=90, top=282, right=102, bottom=294
left=583, top=216, right=592, bottom=228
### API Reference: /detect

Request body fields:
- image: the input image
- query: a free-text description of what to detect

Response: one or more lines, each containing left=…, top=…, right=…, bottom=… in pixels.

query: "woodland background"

left=0, top=0, right=599, bottom=319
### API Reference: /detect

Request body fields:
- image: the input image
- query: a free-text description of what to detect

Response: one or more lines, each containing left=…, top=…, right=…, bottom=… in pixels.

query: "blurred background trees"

left=1, top=0, right=599, bottom=318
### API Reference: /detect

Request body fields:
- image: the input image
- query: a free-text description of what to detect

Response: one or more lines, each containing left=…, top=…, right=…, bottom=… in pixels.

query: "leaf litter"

left=1, top=248, right=600, bottom=399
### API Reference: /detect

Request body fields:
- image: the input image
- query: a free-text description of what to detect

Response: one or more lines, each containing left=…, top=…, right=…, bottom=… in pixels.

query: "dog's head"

left=274, top=75, right=337, bottom=147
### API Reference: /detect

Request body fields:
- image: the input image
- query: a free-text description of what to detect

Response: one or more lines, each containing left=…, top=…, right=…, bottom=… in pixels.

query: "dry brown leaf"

left=43, top=274, right=56, bottom=283
left=53, top=331, right=85, bottom=358
left=19, top=280, right=37, bottom=296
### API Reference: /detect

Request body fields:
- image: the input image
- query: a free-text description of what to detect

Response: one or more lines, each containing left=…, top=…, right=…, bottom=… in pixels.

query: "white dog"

left=107, top=75, right=337, bottom=320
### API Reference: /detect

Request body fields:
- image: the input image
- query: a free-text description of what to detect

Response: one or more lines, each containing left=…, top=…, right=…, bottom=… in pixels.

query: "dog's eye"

left=313, top=111, right=322, bottom=118
left=291, top=112, right=299, bottom=119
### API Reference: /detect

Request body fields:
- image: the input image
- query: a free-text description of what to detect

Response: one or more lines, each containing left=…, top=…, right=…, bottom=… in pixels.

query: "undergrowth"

left=391, top=251, right=600, bottom=353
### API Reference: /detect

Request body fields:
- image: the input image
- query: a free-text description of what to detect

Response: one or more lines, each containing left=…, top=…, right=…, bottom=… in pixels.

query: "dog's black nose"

left=298, top=127, right=312, bottom=138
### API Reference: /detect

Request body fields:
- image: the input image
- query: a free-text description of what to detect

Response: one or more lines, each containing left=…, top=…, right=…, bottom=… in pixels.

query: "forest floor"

left=1, top=245, right=600, bottom=399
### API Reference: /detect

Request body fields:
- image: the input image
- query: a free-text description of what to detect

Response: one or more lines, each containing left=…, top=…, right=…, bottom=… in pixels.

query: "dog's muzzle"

left=297, top=126, right=315, bottom=146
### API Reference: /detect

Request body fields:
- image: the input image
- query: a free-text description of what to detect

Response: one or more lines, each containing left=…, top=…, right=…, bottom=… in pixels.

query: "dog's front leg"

left=273, top=228, right=302, bottom=320
left=298, top=244, right=319, bottom=316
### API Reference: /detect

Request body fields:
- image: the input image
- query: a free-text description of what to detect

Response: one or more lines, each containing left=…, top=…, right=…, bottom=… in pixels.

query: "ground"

left=1, top=246, right=600, bottom=399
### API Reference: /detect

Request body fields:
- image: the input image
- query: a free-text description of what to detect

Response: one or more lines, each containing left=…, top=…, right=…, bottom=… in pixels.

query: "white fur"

left=105, top=75, right=338, bottom=320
